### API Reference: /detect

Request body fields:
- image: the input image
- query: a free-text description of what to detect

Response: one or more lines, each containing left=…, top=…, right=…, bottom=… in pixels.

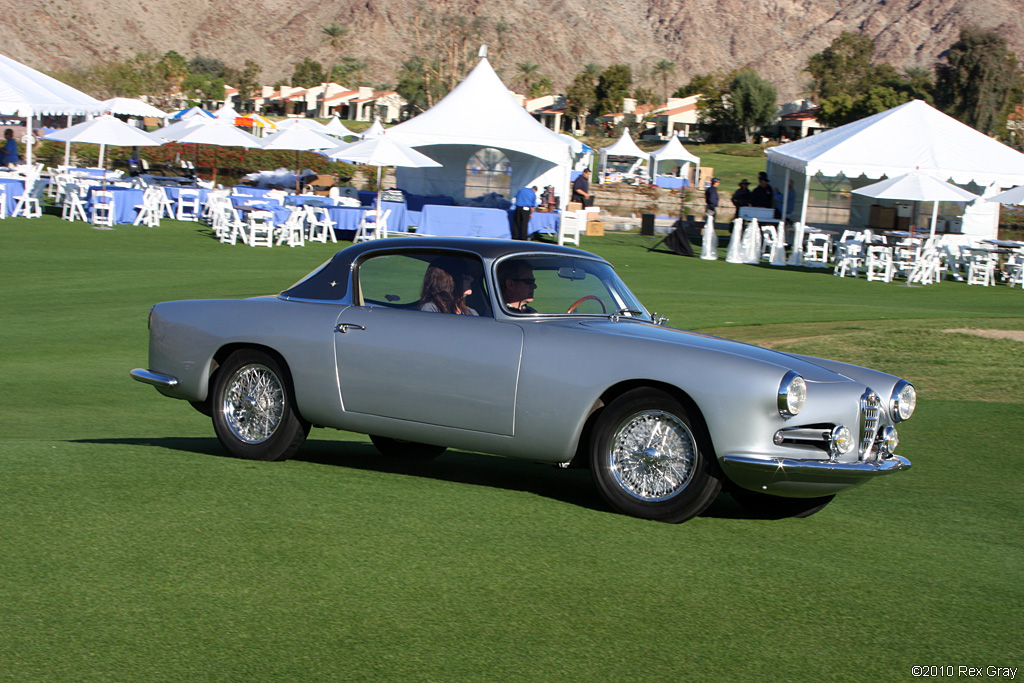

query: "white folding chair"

left=247, top=210, right=274, bottom=247
left=558, top=209, right=583, bottom=246
left=90, top=190, right=116, bottom=227
left=305, top=206, right=337, bottom=243
left=12, top=177, right=46, bottom=218
left=833, top=240, right=864, bottom=278
left=61, top=182, right=89, bottom=222
left=0, top=185, right=6, bottom=219
left=214, top=204, right=248, bottom=245
left=1003, top=251, right=1024, bottom=289
left=354, top=208, right=389, bottom=242
left=804, top=234, right=832, bottom=266
left=176, top=188, right=202, bottom=221
left=133, top=187, right=164, bottom=227
left=907, top=240, right=942, bottom=286
left=276, top=207, right=307, bottom=247
left=965, top=248, right=997, bottom=286
left=866, top=245, right=895, bottom=282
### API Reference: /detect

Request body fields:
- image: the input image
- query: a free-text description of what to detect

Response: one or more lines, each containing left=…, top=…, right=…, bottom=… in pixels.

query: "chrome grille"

left=859, top=390, right=881, bottom=460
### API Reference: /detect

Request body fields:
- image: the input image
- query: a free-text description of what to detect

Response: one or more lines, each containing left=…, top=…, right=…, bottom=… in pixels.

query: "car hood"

left=575, top=319, right=849, bottom=383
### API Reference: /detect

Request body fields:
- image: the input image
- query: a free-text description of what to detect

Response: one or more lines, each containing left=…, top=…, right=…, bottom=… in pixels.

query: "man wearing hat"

left=705, top=177, right=720, bottom=219
left=731, top=179, right=751, bottom=218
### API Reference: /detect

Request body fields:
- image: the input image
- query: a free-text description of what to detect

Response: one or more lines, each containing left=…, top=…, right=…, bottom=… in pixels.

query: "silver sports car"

left=131, top=238, right=914, bottom=523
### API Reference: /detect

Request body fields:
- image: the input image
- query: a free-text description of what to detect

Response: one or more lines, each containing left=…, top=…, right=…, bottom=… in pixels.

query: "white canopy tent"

left=324, top=115, right=357, bottom=138
left=360, top=117, right=386, bottom=139
left=101, top=97, right=168, bottom=119
left=599, top=128, right=649, bottom=176
left=385, top=56, right=572, bottom=203
left=765, top=100, right=1024, bottom=239
left=649, top=134, right=700, bottom=183
left=0, top=52, right=106, bottom=165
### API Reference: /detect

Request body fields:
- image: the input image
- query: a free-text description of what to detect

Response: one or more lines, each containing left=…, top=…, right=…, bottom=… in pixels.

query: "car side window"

left=357, top=252, right=491, bottom=317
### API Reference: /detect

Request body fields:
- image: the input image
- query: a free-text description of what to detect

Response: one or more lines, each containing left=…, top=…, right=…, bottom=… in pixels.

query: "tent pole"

left=25, top=113, right=34, bottom=166
left=64, top=114, right=73, bottom=167
left=930, top=201, right=939, bottom=238
left=780, top=168, right=791, bottom=224
left=798, top=171, right=810, bottom=227
left=98, top=142, right=106, bottom=170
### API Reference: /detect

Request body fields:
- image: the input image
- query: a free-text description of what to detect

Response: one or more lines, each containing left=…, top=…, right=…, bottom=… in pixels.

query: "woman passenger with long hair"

left=418, top=257, right=479, bottom=315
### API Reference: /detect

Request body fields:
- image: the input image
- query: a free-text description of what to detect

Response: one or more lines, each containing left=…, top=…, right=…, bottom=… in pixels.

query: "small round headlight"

left=880, top=426, right=899, bottom=455
left=830, top=425, right=855, bottom=459
left=890, top=381, right=916, bottom=422
left=778, top=372, right=806, bottom=418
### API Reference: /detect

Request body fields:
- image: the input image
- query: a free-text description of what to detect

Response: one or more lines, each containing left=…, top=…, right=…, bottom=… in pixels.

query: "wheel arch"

left=196, top=343, right=303, bottom=420
left=569, top=379, right=718, bottom=468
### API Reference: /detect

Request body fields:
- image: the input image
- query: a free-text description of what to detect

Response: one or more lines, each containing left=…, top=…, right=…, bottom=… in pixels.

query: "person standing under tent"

left=512, top=185, right=537, bottom=241
left=571, top=168, right=593, bottom=207
left=2, top=129, right=19, bottom=166
left=731, top=179, right=751, bottom=218
left=750, top=173, right=774, bottom=209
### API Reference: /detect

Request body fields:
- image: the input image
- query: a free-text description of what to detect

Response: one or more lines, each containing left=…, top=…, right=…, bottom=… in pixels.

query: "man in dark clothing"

left=731, top=179, right=751, bottom=216
left=571, top=168, right=592, bottom=207
left=511, top=185, right=537, bottom=240
left=705, top=177, right=720, bottom=219
left=749, top=176, right=774, bottom=209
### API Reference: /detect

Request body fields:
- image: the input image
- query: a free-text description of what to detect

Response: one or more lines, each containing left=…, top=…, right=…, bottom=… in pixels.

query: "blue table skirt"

left=0, top=178, right=25, bottom=215
left=229, top=197, right=291, bottom=226
left=417, top=204, right=511, bottom=239
left=86, top=187, right=144, bottom=224
left=231, top=186, right=275, bottom=199
left=653, top=176, right=689, bottom=189
left=527, top=211, right=560, bottom=236
left=162, top=186, right=211, bottom=211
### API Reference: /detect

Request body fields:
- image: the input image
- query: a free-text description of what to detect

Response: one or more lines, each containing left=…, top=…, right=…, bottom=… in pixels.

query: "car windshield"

left=494, top=254, right=649, bottom=319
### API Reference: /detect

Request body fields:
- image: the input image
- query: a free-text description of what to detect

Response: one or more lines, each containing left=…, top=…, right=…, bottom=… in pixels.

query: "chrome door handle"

left=336, top=323, right=366, bottom=333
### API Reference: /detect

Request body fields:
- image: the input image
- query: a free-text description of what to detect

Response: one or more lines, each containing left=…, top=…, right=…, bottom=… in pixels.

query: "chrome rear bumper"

left=130, top=368, right=179, bottom=389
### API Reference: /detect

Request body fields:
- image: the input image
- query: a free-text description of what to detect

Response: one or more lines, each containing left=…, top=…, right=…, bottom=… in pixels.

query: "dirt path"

left=942, top=328, right=1024, bottom=342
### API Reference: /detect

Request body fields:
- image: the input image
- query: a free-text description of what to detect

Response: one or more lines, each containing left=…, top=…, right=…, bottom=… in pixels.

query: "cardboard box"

left=868, top=204, right=896, bottom=229
left=698, top=166, right=715, bottom=188
left=567, top=202, right=583, bottom=212
left=895, top=216, right=911, bottom=231
left=586, top=220, right=605, bottom=236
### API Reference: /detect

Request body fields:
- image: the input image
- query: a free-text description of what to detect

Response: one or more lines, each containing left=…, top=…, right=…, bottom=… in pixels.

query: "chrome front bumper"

left=130, top=368, right=179, bottom=389
left=722, top=453, right=911, bottom=497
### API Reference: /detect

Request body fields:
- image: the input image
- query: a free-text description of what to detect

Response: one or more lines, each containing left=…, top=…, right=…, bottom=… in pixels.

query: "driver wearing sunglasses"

left=498, top=259, right=538, bottom=314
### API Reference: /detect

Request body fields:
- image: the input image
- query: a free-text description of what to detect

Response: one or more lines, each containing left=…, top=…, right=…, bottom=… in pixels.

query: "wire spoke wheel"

left=222, top=364, right=285, bottom=444
left=609, top=410, right=696, bottom=501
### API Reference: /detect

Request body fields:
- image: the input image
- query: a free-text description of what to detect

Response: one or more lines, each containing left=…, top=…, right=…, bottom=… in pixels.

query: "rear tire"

left=370, top=435, right=447, bottom=459
left=590, top=388, right=721, bottom=523
left=210, top=349, right=309, bottom=461
left=730, top=489, right=835, bottom=519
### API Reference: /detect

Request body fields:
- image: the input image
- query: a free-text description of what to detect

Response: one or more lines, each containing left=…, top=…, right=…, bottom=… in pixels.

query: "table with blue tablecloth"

left=324, top=203, right=411, bottom=237
left=85, top=187, right=144, bottom=224
left=416, top=204, right=511, bottom=238
left=527, top=211, right=560, bottom=237
left=0, top=178, right=25, bottom=216
left=162, top=186, right=212, bottom=215
left=653, top=176, right=689, bottom=189
left=231, top=186, right=276, bottom=200
left=229, top=197, right=292, bottom=226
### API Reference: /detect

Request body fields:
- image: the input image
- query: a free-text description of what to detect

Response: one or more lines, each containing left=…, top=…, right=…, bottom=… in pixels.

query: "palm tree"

left=515, top=61, right=539, bottom=93
left=322, top=22, right=348, bottom=84
left=652, top=59, right=676, bottom=105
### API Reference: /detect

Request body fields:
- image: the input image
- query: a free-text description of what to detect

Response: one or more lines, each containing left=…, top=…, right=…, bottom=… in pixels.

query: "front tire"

left=211, top=349, right=309, bottom=461
left=590, top=388, right=721, bottom=523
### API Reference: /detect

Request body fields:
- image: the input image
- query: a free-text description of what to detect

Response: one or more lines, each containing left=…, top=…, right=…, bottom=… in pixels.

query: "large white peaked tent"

left=765, top=99, right=1024, bottom=236
left=385, top=57, right=572, bottom=202
left=599, top=128, right=649, bottom=175
left=0, top=52, right=105, bottom=164
left=649, top=134, right=700, bottom=183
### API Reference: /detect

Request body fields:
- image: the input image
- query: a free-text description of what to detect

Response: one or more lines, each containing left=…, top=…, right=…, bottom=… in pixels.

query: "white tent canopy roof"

left=0, top=52, right=105, bottom=116
left=101, top=97, right=168, bottom=119
left=361, top=117, right=386, bottom=139
left=324, top=115, right=356, bottom=138
left=650, top=134, right=699, bottom=164
left=766, top=99, right=1024, bottom=188
left=851, top=170, right=980, bottom=202
left=386, top=58, right=570, bottom=164
left=600, top=128, right=649, bottom=160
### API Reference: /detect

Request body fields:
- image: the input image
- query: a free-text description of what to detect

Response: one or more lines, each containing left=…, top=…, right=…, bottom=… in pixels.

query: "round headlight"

left=830, top=425, right=855, bottom=458
left=890, top=381, right=916, bottom=422
left=880, top=426, right=899, bottom=455
left=778, top=372, right=806, bottom=418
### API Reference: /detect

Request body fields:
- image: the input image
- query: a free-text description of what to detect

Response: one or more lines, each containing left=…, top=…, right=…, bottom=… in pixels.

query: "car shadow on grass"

left=72, top=436, right=775, bottom=521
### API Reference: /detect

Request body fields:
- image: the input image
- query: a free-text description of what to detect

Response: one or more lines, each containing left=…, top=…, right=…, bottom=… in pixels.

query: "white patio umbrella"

left=323, top=135, right=441, bottom=221
left=852, top=171, right=980, bottom=238
left=986, top=185, right=1024, bottom=206
left=260, top=126, right=342, bottom=192
left=158, top=118, right=263, bottom=183
left=324, top=115, right=357, bottom=138
left=44, top=114, right=164, bottom=170
left=101, top=97, right=168, bottom=119
left=360, top=117, right=386, bottom=139
left=274, top=118, right=333, bottom=134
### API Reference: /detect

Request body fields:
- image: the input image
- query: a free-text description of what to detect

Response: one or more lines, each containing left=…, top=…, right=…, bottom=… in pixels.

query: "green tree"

left=596, top=64, right=632, bottom=115
left=729, top=68, right=777, bottom=142
left=234, top=60, right=262, bottom=112
left=652, top=58, right=676, bottom=104
left=322, top=22, right=348, bottom=85
left=935, top=26, right=1024, bottom=136
left=292, top=58, right=325, bottom=88
left=673, top=73, right=716, bottom=98
left=395, top=56, right=438, bottom=116
left=331, top=57, right=368, bottom=86
left=528, top=76, right=553, bottom=99
left=515, top=61, right=539, bottom=92
left=565, top=72, right=597, bottom=129
left=583, top=62, right=603, bottom=81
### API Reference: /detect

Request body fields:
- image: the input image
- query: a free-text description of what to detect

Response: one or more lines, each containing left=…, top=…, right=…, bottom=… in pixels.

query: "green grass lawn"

left=1, top=218, right=1022, bottom=682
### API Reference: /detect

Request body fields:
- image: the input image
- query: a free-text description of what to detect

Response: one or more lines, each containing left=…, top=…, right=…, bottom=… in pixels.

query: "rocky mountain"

left=1, top=0, right=1022, bottom=102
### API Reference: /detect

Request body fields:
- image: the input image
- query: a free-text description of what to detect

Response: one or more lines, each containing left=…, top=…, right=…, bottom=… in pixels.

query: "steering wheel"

left=566, top=295, right=606, bottom=314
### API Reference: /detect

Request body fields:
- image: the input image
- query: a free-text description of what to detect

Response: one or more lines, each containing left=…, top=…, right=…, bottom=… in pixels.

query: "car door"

left=334, top=251, right=523, bottom=436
